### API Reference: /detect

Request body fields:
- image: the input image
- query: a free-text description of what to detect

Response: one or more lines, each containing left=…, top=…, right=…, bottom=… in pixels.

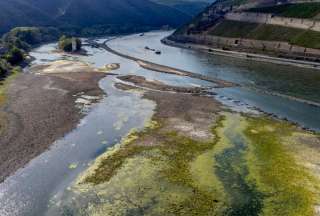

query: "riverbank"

left=89, top=40, right=236, bottom=88
left=118, top=75, right=210, bottom=94
left=162, top=37, right=320, bottom=70
left=0, top=61, right=107, bottom=182
left=50, top=76, right=320, bottom=215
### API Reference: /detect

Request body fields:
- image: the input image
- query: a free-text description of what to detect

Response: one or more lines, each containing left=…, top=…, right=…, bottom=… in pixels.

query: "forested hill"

left=0, top=0, right=190, bottom=35
left=151, top=0, right=215, bottom=16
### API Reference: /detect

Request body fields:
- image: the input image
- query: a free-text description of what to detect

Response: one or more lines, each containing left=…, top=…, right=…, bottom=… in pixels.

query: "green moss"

left=73, top=116, right=227, bottom=215
left=83, top=130, right=151, bottom=184
left=158, top=130, right=225, bottom=215
left=244, top=117, right=319, bottom=216
left=211, top=113, right=264, bottom=216
left=67, top=113, right=320, bottom=215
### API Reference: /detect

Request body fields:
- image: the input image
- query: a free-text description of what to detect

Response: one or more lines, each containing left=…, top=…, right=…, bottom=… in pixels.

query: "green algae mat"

left=56, top=113, right=320, bottom=216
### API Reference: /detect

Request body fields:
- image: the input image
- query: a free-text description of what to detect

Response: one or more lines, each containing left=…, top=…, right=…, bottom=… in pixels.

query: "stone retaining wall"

left=170, top=34, right=320, bottom=60
left=225, top=12, right=320, bottom=31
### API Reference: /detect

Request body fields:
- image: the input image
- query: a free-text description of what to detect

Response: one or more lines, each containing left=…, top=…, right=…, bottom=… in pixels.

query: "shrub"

left=4, top=46, right=24, bottom=65
left=58, top=35, right=82, bottom=52
left=0, top=59, right=10, bottom=77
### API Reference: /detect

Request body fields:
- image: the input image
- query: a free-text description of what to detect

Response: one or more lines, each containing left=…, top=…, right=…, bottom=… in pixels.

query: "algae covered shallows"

left=45, top=110, right=320, bottom=215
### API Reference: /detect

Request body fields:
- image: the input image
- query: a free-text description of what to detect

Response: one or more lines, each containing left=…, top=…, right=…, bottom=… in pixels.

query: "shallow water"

left=0, top=48, right=156, bottom=215
left=109, top=31, right=320, bottom=103
left=1, top=30, right=320, bottom=215
left=109, top=31, right=320, bottom=130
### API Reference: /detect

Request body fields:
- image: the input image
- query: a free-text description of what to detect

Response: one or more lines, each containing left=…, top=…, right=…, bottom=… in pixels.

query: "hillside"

left=169, top=0, right=320, bottom=61
left=0, top=0, right=190, bottom=35
left=151, top=0, right=214, bottom=16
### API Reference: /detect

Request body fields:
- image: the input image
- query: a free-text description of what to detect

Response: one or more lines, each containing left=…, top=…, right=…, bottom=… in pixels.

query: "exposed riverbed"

left=0, top=31, right=319, bottom=215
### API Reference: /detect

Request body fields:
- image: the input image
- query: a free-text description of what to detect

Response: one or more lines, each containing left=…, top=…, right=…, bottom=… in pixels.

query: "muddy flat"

left=118, top=75, right=209, bottom=94
left=0, top=62, right=106, bottom=182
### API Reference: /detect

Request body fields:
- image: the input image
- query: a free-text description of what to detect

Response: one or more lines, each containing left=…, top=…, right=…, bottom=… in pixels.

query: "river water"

left=0, top=30, right=320, bottom=215
left=110, top=31, right=320, bottom=130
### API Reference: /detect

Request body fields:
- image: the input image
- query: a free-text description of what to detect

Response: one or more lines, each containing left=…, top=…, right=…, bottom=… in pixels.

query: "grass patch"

left=209, top=20, right=320, bottom=49
left=291, top=30, right=320, bottom=49
left=209, top=20, right=259, bottom=38
left=247, top=24, right=302, bottom=42
left=247, top=3, right=320, bottom=19
left=0, top=67, right=20, bottom=105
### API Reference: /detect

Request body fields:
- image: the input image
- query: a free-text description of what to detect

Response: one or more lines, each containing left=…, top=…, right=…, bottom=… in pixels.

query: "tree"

left=4, top=46, right=24, bottom=65
left=58, top=35, right=82, bottom=52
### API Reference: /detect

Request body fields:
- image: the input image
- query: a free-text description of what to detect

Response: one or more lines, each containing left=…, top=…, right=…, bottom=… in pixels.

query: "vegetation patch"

left=209, top=20, right=259, bottom=38
left=58, top=111, right=320, bottom=216
left=247, top=3, right=320, bottom=19
left=0, top=67, right=19, bottom=104
left=66, top=115, right=228, bottom=215
left=290, top=30, right=320, bottom=49
left=244, top=117, right=320, bottom=216
left=2, top=27, right=61, bottom=51
left=0, top=68, right=19, bottom=136
left=58, top=35, right=82, bottom=53
left=209, top=20, right=320, bottom=49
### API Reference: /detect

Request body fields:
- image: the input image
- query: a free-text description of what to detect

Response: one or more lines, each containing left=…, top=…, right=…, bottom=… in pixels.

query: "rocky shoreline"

left=162, top=37, right=320, bottom=70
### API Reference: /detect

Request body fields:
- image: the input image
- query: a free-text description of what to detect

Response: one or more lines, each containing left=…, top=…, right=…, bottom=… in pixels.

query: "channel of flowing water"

left=108, top=31, right=320, bottom=130
left=0, top=30, right=320, bottom=215
left=0, top=42, right=158, bottom=216
left=0, top=34, right=219, bottom=216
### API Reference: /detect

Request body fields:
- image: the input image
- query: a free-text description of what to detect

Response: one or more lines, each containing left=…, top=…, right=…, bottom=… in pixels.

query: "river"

left=0, top=30, right=319, bottom=215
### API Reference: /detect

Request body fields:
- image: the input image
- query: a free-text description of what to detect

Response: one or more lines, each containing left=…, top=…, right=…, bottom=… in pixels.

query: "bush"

left=0, top=59, right=10, bottom=77
left=4, top=47, right=24, bottom=65
left=58, top=35, right=82, bottom=52
left=2, top=27, right=61, bottom=51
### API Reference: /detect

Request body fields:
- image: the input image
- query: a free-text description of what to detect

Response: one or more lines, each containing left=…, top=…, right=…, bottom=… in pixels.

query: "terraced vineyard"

left=209, top=20, right=320, bottom=49
left=247, top=3, right=320, bottom=19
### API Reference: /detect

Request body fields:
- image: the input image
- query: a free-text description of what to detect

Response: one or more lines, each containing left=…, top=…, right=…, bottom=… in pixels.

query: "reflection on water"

left=1, top=30, right=320, bottom=215
left=0, top=47, right=156, bottom=215
left=215, top=87, right=320, bottom=131
left=109, top=31, right=320, bottom=103
left=109, top=31, right=320, bottom=130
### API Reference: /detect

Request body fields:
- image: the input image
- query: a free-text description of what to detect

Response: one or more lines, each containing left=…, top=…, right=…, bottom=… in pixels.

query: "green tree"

left=4, top=47, right=24, bottom=65
left=58, top=35, right=82, bottom=52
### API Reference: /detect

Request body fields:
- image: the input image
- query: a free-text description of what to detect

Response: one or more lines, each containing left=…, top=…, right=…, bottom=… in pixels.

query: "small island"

left=58, top=35, right=82, bottom=53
